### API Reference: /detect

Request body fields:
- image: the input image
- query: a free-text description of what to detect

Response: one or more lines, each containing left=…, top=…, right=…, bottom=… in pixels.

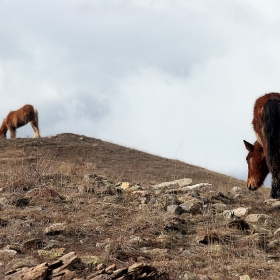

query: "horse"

left=244, top=92, right=280, bottom=198
left=0, top=104, right=40, bottom=139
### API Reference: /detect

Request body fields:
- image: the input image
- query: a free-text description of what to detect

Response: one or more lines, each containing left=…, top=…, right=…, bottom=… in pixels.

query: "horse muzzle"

left=247, top=180, right=260, bottom=191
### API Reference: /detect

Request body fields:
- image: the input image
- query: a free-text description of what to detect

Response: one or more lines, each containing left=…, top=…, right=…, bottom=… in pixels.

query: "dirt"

left=1, top=133, right=279, bottom=280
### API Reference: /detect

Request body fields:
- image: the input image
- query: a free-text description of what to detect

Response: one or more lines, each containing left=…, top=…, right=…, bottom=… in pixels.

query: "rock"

left=38, top=248, right=66, bottom=259
left=5, top=251, right=168, bottom=280
left=186, top=183, right=212, bottom=191
left=229, top=186, right=246, bottom=196
left=5, top=257, right=39, bottom=272
left=271, top=201, right=280, bottom=210
left=240, top=275, right=251, bottom=280
left=223, top=208, right=249, bottom=219
left=180, top=199, right=203, bottom=214
left=50, top=252, right=84, bottom=274
left=167, top=205, right=184, bottom=215
left=119, top=182, right=130, bottom=190
left=232, top=207, right=249, bottom=217
left=181, top=249, right=192, bottom=257
left=228, top=220, right=250, bottom=231
left=22, top=239, right=46, bottom=250
left=5, top=262, right=49, bottom=280
left=164, top=216, right=188, bottom=234
left=179, top=271, right=197, bottom=280
left=245, top=214, right=272, bottom=223
left=222, top=210, right=235, bottom=220
left=80, top=255, right=104, bottom=269
left=267, top=240, right=280, bottom=250
left=44, top=223, right=67, bottom=235
left=152, top=178, right=192, bottom=190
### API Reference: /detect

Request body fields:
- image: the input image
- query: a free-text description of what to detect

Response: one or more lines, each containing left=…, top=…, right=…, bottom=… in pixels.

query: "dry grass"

left=0, top=133, right=279, bottom=279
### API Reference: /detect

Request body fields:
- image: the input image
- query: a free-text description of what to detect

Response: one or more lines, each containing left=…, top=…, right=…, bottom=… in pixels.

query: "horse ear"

left=243, top=140, right=254, bottom=152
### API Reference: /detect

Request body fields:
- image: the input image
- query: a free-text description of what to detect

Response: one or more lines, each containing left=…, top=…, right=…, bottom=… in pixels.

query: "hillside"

left=0, top=133, right=245, bottom=188
left=1, top=133, right=279, bottom=280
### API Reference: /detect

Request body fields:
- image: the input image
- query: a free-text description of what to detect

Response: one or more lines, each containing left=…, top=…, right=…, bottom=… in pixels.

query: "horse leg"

left=270, top=176, right=280, bottom=198
left=30, top=121, right=40, bottom=138
left=9, top=127, right=16, bottom=138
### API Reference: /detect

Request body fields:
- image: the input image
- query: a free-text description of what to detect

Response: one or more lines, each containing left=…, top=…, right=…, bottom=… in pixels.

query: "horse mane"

left=263, top=98, right=280, bottom=176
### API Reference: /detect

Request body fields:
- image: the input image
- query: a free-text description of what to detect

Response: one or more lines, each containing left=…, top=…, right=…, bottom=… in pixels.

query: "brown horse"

left=0, top=104, right=40, bottom=139
left=244, top=92, right=280, bottom=198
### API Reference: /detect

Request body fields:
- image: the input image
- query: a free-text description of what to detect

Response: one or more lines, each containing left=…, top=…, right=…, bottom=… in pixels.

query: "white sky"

left=0, top=0, right=279, bottom=183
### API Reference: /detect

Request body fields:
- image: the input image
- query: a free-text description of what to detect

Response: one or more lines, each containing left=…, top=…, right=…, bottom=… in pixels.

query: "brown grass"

left=0, top=133, right=279, bottom=279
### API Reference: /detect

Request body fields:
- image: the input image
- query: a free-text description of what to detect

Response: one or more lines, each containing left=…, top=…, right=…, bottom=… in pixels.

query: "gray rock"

left=229, top=186, right=246, bottom=196
left=180, top=199, right=203, bottom=214
left=167, top=205, right=184, bottom=215
left=245, top=214, right=271, bottom=223
left=152, top=178, right=192, bottom=190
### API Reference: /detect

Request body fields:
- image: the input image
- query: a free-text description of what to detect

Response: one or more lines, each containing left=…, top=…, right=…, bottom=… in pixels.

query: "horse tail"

left=263, top=98, right=280, bottom=175
left=33, top=106, right=39, bottom=127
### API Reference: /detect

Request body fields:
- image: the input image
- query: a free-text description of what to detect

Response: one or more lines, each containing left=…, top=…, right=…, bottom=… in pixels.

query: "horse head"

left=243, top=140, right=269, bottom=191
left=0, top=118, right=7, bottom=138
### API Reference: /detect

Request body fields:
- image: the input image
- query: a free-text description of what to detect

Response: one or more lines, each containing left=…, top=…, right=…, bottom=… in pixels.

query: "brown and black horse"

left=0, top=104, right=40, bottom=139
left=244, top=92, right=280, bottom=198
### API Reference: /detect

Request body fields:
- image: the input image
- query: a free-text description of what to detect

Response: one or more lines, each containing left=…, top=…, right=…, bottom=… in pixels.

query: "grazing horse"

left=244, top=92, right=280, bottom=198
left=0, top=104, right=40, bottom=139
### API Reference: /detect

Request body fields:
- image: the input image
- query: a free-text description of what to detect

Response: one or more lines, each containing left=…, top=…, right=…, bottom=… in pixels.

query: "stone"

left=119, top=182, right=130, bottom=190
left=5, top=262, right=49, bottom=279
left=22, top=239, right=46, bottom=250
left=240, top=275, right=251, bottom=280
left=51, top=252, right=84, bottom=274
left=80, top=255, right=104, bottom=268
left=232, top=207, right=249, bottom=217
left=167, top=205, right=184, bottom=215
left=267, top=240, right=280, bottom=250
left=211, top=203, right=228, bottom=212
left=38, top=248, right=66, bottom=259
left=44, top=223, right=67, bottom=235
left=152, top=178, right=192, bottom=190
left=180, top=199, right=203, bottom=214
left=222, top=210, right=235, bottom=220
left=229, top=186, right=246, bottom=195
left=245, top=214, right=271, bottom=223
left=179, top=271, right=197, bottom=280
left=5, top=258, right=39, bottom=272
left=186, top=183, right=212, bottom=191
left=105, top=264, right=116, bottom=273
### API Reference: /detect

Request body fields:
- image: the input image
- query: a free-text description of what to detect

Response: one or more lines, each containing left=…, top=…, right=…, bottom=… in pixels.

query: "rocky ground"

left=0, top=134, right=279, bottom=279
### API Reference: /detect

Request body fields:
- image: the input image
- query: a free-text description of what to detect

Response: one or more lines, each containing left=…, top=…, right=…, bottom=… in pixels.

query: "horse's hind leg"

left=30, top=121, right=40, bottom=138
left=9, top=127, right=16, bottom=138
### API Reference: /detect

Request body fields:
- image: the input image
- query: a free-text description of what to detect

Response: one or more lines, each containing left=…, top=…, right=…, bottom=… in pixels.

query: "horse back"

left=6, top=104, right=35, bottom=128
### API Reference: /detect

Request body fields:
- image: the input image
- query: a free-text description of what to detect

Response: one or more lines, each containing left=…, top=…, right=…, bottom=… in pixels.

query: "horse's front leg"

left=270, top=176, right=280, bottom=199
